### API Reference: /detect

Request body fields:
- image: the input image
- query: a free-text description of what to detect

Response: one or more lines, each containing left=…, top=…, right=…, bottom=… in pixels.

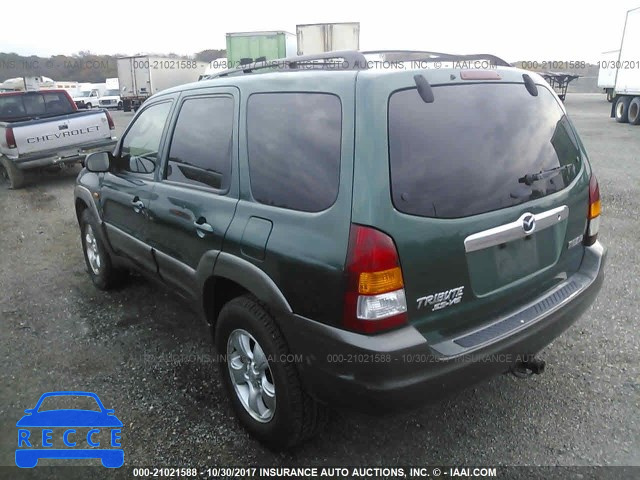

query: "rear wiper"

left=518, top=164, right=575, bottom=186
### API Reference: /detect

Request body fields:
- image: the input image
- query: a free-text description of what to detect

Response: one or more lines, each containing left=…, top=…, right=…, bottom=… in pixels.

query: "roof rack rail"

left=363, top=49, right=462, bottom=58
left=363, top=50, right=511, bottom=67
left=208, top=50, right=368, bottom=78
left=203, top=49, right=511, bottom=79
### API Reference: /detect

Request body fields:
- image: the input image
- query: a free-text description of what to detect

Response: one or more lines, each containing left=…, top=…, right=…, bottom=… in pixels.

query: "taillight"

left=105, top=110, right=115, bottom=130
left=584, top=174, right=601, bottom=246
left=343, top=224, right=408, bottom=334
left=5, top=127, right=16, bottom=149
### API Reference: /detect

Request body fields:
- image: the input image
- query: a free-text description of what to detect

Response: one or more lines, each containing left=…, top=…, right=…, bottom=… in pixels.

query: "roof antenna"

left=522, top=74, right=538, bottom=97
left=413, top=74, right=434, bottom=103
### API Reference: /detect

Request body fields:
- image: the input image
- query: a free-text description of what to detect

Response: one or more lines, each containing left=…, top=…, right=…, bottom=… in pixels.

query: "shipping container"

left=226, top=31, right=296, bottom=69
left=296, top=22, right=360, bottom=55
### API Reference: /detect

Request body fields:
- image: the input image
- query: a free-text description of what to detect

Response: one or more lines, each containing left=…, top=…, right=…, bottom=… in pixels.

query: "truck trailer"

left=226, top=31, right=296, bottom=68
left=0, top=76, right=55, bottom=91
left=597, top=50, right=619, bottom=102
left=117, top=56, right=208, bottom=112
left=612, top=7, right=640, bottom=124
left=296, top=22, right=360, bottom=55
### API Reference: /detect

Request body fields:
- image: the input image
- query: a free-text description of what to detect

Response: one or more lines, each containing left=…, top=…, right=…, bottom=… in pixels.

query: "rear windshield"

left=0, top=92, right=74, bottom=121
left=388, top=83, right=582, bottom=218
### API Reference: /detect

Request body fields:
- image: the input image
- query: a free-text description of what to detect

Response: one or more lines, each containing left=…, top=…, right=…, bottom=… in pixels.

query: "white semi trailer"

left=612, top=7, right=640, bottom=124
left=597, top=50, right=619, bottom=102
left=117, top=56, right=208, bottom=112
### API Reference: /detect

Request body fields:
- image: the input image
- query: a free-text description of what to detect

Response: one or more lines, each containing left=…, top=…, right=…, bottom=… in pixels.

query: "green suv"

left=74, top=51, right=606, bottom=449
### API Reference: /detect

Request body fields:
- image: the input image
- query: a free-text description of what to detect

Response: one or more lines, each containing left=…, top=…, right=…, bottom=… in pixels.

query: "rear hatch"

left=354, top=71, right=591, bottom=343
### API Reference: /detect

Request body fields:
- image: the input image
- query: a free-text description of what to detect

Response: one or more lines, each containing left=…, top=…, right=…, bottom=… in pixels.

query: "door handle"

left=132, top=196, right=145, bottom=213
left=194, top=218, right=214, bottom=238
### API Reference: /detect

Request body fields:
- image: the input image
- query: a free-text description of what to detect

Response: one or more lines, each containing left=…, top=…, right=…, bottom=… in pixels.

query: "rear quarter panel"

left=221, top=72, right=357, bottom=326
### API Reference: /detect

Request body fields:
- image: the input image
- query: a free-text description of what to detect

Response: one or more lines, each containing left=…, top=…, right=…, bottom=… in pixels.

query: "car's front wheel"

left=80, top=209, right=125, bottom=290
left=215, top=295, right=328, bottom=450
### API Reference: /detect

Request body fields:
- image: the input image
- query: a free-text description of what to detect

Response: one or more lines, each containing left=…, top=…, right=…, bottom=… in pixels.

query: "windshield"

left=104, top=90, right=119, bottom=96
left=78, top=91, right=92, bottom=97
left=388, top=83, right=582, bottom=218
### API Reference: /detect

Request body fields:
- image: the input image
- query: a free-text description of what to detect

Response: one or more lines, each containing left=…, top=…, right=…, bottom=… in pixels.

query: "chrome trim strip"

left=464, top=205, right=569, bottom=253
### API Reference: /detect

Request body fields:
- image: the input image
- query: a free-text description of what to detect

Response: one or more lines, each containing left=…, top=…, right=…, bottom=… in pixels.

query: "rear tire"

left=615, top=96, right=632, bottom=123
left=215, top=295, right=328, bottom=450
left=86, top=102, right=92, bottom=109
left=628, top=97, right=640, bottom=125
left=0, top=156, right=25, bottom=189
left=79, top=209, right=126, bottom=290
left=606, top=89, right=615, bottom=103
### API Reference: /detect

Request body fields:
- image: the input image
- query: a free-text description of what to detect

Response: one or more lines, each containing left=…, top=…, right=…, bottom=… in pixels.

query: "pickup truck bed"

left=0, top=90, right=117, bottom=189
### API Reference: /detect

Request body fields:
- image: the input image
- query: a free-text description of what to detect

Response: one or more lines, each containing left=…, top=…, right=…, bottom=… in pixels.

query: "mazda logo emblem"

left=522, top=214, right=536, bottom=234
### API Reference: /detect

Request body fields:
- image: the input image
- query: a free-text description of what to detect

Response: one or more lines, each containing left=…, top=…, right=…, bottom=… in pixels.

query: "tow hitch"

left=511, top=356, right=546, bottom=378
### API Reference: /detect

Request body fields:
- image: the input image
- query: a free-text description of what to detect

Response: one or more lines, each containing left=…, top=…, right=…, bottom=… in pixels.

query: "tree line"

left=0, top=50, right=226, bottom=83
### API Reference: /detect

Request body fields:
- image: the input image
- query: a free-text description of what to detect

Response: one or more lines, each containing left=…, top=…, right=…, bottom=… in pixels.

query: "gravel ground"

left=0, top=95, right=638, bottom=478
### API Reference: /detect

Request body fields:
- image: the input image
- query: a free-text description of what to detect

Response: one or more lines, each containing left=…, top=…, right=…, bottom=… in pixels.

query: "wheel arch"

left=200, top=252, right=292, bottom=327
left=74, top=185, right=102, bottom=225
left=75, top=197, right=89, bottom=224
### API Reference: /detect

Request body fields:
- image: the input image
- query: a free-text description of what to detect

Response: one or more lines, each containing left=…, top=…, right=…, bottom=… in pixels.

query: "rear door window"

left=388, top=83, right=582, bottom=218
left=247, top=92, right=342, bottom=212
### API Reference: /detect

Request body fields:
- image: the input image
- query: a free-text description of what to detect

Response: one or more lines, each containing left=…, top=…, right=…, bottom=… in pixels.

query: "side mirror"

left=85, top=152, right=111, bottom=172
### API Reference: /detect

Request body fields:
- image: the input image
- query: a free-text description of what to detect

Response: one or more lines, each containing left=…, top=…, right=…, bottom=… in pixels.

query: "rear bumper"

left=12, top=138, right=117, bottom=170
left=279, top=242, right=606, bottom=411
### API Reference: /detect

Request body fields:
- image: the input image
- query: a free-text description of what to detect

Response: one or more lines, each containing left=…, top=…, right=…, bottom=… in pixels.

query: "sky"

left=2, top=0, right=639, bottom=62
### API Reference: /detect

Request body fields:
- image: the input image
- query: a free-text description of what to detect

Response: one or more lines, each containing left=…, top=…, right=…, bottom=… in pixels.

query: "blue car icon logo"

left=16, top=391, right=123, bottom=468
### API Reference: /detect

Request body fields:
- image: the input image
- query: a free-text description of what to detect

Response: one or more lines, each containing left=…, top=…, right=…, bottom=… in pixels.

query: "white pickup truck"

left=0, top=89, right=117, bottom=188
